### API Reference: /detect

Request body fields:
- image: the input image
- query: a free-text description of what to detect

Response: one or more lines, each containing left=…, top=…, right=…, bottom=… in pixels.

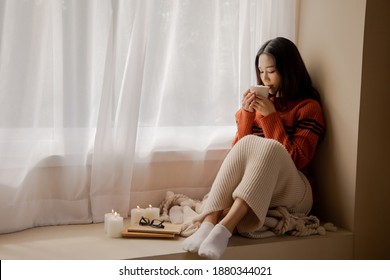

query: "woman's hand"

left=242, top=89, right=276, bottom=116
left=241, top=89, right=256, bottom=112
left=251, top=95, right=276, bottom=117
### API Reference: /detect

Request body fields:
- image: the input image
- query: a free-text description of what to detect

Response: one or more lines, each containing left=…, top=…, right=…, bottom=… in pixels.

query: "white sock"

left=182, top=221, right=214, bottom=253
left=198, top=224, right=232, bottom=259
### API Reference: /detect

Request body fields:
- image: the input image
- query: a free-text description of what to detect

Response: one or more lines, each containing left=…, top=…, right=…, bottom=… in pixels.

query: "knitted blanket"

left=159, top=191, right=337, bottom=238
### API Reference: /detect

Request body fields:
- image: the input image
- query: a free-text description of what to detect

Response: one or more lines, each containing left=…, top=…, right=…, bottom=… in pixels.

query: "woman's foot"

left=182, top=221, right=214, bottom=253
left=198, top=224, right=232, bottom=259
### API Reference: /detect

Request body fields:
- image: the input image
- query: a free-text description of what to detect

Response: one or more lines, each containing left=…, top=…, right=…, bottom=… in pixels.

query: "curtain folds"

left=90, top=0, right=153, bottom=221
left=0, top=0, right=296, bottom=234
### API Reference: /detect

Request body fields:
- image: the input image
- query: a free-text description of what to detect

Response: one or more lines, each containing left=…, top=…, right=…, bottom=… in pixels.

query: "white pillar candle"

left=130, top=206, right=145, bottom=225
left=107, top=212, right=124, bottom=238
left=104, top=209, right=115, bottom=233
left=144, top=205, right=160, bottom=221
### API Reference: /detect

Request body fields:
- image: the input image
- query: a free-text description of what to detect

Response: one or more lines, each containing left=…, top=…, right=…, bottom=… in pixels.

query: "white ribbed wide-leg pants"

left=195, top=135, right=312, bottom=234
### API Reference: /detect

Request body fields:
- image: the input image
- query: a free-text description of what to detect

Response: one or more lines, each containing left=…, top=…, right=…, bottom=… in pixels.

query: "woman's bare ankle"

left=203, top=211, right=223, bottom=225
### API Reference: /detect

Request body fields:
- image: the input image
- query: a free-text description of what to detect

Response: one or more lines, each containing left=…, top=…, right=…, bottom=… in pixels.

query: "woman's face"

left=258, top=53, right=281, bottom=95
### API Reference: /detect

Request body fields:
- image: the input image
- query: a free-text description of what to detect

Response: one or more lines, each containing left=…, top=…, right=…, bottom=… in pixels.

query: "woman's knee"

left=237, top=135, right=286, bottom=156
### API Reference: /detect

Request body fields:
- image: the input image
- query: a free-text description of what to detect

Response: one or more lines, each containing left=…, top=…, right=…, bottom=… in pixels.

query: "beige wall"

left=298, top=0, right=390, bottom=259
left=297, top=0, right=366, bottom=231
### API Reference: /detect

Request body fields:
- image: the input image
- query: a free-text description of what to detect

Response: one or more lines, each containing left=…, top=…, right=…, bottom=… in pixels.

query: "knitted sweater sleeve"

left=232, top=109, right=257, bottom=145
left=260, top=99, right=325, bottom=170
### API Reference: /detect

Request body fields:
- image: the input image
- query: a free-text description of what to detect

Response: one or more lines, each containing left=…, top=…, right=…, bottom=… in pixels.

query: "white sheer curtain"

left=0, top=0, right=296, bottom=234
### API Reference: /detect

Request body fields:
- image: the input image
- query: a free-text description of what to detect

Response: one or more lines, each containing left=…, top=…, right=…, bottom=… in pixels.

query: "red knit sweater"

left=232, top=97, right=326, bottom=177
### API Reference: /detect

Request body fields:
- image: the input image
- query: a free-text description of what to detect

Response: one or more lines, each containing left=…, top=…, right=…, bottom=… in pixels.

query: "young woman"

left=182, top=37, right=326, bottom=259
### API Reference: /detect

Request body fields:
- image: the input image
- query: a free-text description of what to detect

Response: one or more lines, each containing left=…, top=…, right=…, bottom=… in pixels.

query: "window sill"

left=0, top=219, right=353, bottom=260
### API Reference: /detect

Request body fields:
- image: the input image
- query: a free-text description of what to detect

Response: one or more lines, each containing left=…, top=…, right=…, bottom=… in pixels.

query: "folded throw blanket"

left=159, top=190, right=337, bottom=238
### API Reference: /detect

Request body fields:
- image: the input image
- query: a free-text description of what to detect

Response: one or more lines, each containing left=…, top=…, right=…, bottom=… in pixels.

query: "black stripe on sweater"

left=295, top=118, right=326, bottom=139
left=252, top=118, right=325, bottom=140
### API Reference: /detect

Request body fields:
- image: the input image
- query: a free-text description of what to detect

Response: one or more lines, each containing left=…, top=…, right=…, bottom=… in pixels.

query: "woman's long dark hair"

left=255, top=37, right=321, bottom=104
